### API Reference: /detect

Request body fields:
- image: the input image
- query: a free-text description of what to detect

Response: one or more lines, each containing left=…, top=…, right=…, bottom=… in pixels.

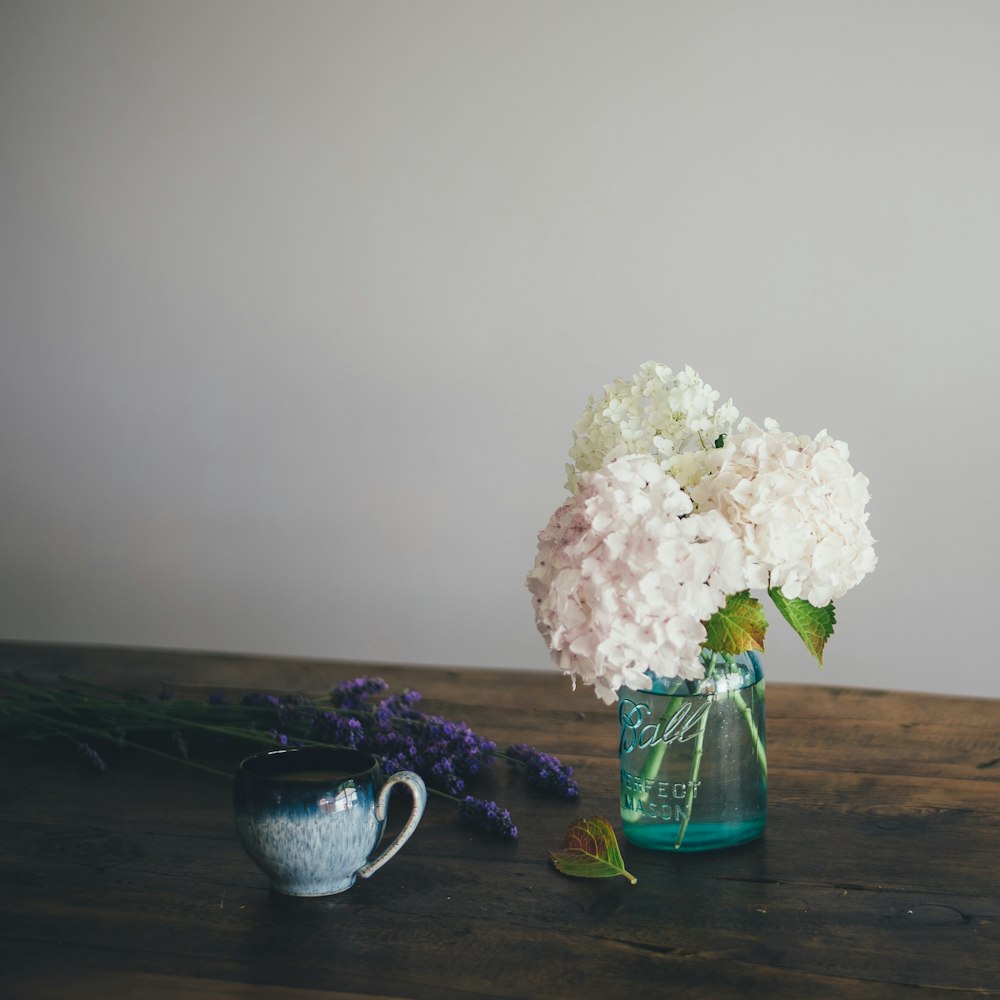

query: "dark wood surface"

left=1, top=641, right=998, bottom=999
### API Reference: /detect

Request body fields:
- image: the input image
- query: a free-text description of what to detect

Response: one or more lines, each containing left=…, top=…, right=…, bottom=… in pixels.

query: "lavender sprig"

left=0, top=673, right=580, bottom=840
left=459, top=796, right=518, bottom=840
left=322, top=678, right=498, bottom=798
left=505, top=743, right=579, bottom=799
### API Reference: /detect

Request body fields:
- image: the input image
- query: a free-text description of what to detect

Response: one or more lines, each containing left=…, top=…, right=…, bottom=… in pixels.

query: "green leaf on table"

left=703, top=591, right=768, bottom=657
left=768, top=588, right=836, bottom=665
left=550, top=816, right=637, bottom=885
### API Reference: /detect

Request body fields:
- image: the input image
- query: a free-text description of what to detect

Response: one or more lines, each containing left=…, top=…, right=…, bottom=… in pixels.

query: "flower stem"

left=9, top=702, right=233, bottom=779
left=52, top=677, right=332, bottom=749
left=674, top=695, right=711, bottom=850
left=732, top=688, right=767, bottom=779
left=633, top=694, right=683, bottom=805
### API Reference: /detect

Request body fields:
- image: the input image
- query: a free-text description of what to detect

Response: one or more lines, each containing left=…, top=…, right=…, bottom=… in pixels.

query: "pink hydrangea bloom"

left=526, top=454, right=748, bottom=704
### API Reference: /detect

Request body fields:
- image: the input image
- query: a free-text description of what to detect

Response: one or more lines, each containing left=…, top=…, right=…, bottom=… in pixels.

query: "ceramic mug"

left=234, top=746, right=427, bottom=896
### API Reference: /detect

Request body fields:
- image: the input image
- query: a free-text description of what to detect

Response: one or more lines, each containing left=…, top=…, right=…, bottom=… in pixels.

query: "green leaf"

left=702, top=591, right=768, bottom=657
left=550, top=816, right=637, bottom=884
left=713, top=433, right=726, bottom=448
left=768, top=588, right=836, bottom=665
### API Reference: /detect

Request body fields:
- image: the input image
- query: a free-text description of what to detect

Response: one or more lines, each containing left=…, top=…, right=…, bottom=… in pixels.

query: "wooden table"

left=1, top=641, right=998, bottom=999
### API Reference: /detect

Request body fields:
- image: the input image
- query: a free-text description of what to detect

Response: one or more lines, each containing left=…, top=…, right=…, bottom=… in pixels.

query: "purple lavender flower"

left=276, top=700, right=314, bottom=728
left=330, top=677, right=389, bottom=710
left=459, top=796, right=518, bottom=840
left=207, top=692, right=228, bottom=705
left=310, top=711, right=365, bottom=749
left=78, top=742, right=108, bottom=772
left=241, top=692, right=280, bottom=709
left=314, top=677, right=544, bottom=838
left=375, top=690, right=422, bottom=721
left=366, top=700, right=496, bottom=796
left=267, top=729, right=289, bottom=747
left=431, top=757, right=466, bottom=796
left=506, top=743, right=579, bottom=799
left=381, top=753, right=412, bottom=776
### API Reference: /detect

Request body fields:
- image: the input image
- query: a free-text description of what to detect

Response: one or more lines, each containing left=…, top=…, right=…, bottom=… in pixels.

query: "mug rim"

left=238, top=745, right=380, bottom=782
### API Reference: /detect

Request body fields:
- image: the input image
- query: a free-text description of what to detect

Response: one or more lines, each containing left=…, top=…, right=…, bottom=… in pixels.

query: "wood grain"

left=1, top=641, right=998, bottom=999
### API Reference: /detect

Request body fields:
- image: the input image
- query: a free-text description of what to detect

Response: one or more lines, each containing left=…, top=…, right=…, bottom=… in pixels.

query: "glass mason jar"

left=618, top=650, right=766, bottom=852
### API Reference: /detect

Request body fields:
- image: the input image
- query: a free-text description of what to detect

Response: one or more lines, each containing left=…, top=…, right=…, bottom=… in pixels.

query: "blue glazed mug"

left=234, top=746, right=427, bottom=896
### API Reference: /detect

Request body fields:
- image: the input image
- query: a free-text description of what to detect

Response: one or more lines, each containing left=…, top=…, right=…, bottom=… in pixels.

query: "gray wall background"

left=1, top=1, right=997, bottom=697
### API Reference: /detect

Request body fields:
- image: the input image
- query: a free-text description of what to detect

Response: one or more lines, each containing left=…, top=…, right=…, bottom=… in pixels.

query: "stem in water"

left=732, top=687, right=767, bottom=779
left=673, top=694, right=711, bottom=849
left=632, top=694, right=682, bottom=803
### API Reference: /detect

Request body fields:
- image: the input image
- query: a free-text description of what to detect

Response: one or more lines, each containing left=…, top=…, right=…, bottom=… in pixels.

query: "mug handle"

left=356, top=770, right=427, bottom=881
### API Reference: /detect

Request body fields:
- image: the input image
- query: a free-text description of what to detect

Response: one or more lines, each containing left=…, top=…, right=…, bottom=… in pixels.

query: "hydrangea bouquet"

left=526, top=362, right=876, bottom=705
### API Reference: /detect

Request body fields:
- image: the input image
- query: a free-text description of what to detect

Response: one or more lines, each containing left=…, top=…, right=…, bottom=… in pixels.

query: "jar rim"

left=628, top=650, right=763, bottom=696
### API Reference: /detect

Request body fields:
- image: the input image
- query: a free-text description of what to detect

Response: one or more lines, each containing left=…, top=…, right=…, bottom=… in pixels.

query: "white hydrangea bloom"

left=566, top=362, right=739, bottom=492
left=527, top=454, right=748, bottom=704
left=688, top=419, right=877, bottom=606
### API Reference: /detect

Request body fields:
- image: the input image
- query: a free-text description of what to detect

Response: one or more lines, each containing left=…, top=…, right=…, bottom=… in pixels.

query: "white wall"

left=1, top=1, right=997, bottom=697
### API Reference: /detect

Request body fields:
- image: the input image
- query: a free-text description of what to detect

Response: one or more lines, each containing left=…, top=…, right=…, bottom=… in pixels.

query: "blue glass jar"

left=618, top=650, right=766, bottom=851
